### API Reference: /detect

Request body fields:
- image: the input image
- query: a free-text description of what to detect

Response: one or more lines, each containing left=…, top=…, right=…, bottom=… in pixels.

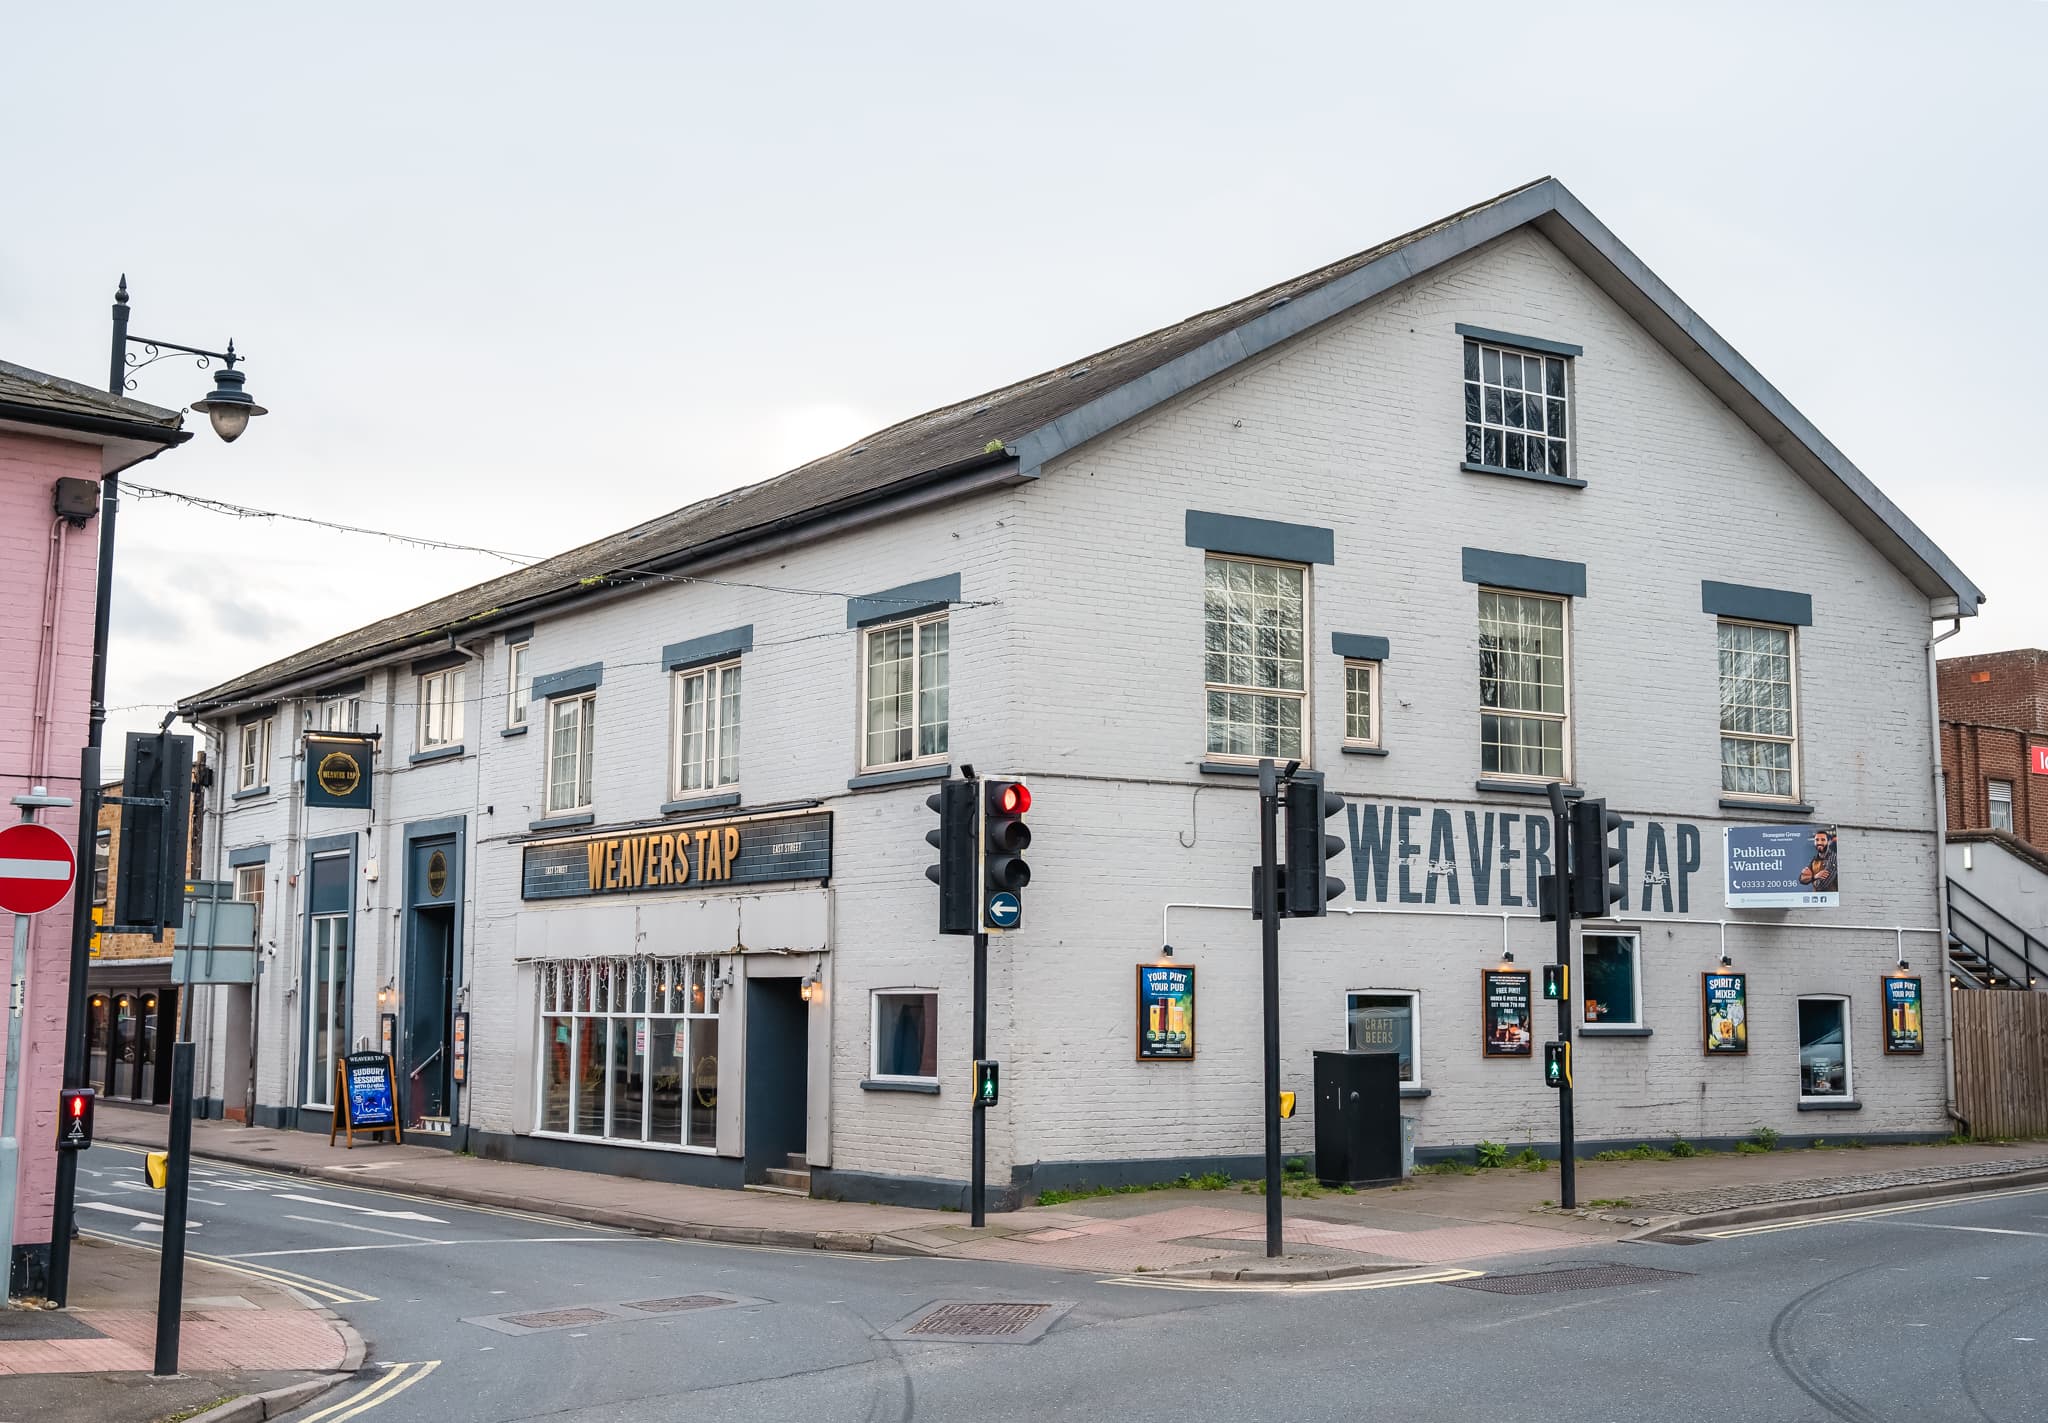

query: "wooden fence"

left=1954, top=990, right=2048, bottom=1138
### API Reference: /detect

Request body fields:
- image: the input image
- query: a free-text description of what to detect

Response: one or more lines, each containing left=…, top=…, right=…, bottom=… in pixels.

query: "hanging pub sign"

left=305, top=735, right=375, bottom=810
left=1725, top=825, right=1839, bottom=908
left=1702, top=971, right=1748, bottom=1055
left=522, top=808, right=831, bottom=900
left=1135, top=964, right=1196, bottom=1060
left=1883, top=975, right=1924, bottom=1054
left=329, top=1051, right=403, bottom=1148
left=1481, top=968, right=1533, bottom=1058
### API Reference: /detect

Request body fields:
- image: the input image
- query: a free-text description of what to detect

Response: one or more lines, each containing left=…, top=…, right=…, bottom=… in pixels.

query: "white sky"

left=4, top=3, right=2043, bottom=753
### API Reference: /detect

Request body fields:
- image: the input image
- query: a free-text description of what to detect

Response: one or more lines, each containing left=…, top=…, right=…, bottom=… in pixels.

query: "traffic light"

left=1570, top=797, right=1626, bottom=919
left=1543, top=963, right=1569, bottom=1001
left=1543, top=1041, right=1571, bottom=1090
left=56, top=1087, right=95, bottom=1150
left=925, top=780, right=977, bottom=936
left=980, top=779, right=1032, bottom=932
left=972, top=1058, right=999, bottom=1107
left=1282, top=770, right=1346, bottom=916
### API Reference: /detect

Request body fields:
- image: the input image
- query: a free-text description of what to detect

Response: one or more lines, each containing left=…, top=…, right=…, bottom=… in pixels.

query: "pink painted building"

left=1, top=359, right=185, bottom=1296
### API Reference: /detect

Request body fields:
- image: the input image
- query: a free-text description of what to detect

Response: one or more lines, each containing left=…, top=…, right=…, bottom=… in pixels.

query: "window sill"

left=528, top=1128, right=718, bottom=1156
left=1797, top=1098, right=1862, bottom=1112
left=1399, top=1086, right=1432, bottom=1100
left=847, top=763, right=950, bottom=791
left=500, top=725, right=529, bottom=738
left=860, top=1078, right=940, bottom=1095
left=1578, top=1025, right=1652, bottom=1038
left=230, top=786, right=270, bottom=801
left=1341, top=745, right=1389, bottom=758
left=1719, top=797, right=1816, bottom=817
left=662, top=792, right=741, bottom=816
left=1461, top=461, right=1587, bottom=491
left=528, top=812, right=596, bottom=832
left=1198, top=760, right=1262, bottom=777
left=410, top=745, right=465, bottom=765
left=1474, top=779, right=1582, bottom=799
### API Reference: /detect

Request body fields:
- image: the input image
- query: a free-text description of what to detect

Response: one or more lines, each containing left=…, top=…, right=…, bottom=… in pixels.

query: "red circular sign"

left=0, top=822, right=78, bottom=916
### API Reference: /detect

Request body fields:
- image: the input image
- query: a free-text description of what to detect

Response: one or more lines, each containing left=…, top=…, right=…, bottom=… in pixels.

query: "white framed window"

left=419, top=667, right=465, bottom=750
left=1989, top=780, right=2015, bottom=833
left=1478, top=589, right=1567, bottom=780
left=1343, top=659, right=1380, bottom=748
left=870, top=989, right=939, bottom=1083
left=537, top=957, right=721, bottom=1149
left=1204, top=554, right=1308, bottom=762
left=314, top=696, right=359, bottom=733
left=1465, top=338, right=1570, bottom=479
left=1346, top=989, right=1419, bottom=1087
left=236, top=718, right=270, bottom=791
left=234, top=864, right=265, bottom=932
left=861, top=614, right=948, bottom=771
left=1797, top=995, right=1852, bottom=1101
left=671, top=659, right=741, bottom=797
left=1581, top=931, right=1641, bottom=1027
left=1719, top=620, right=1798, bottom=800
left=544, top=693, right=596, bottom=815
left=507, top=641, right=531, bottom=728
left=306, top=914, right=348, bottom=1108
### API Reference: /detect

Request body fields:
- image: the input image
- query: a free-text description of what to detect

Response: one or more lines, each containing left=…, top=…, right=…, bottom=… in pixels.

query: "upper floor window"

left=673, top=660, right=740, bottom=796
left=1343, top=659, right=1380, bottom=749
left=1990, top=779, right=2015, bottom=833
left=315, top=696, right=359, bottom=733
left=1478, top=590, right=1567, bottom=780
left=1465, top=339, right=1569, bottom=479
left=862, top=613, right=948, bottom=771
left=419, top=668, right=464, bottom=750
left=1718, top=620, right=1797, bottom=800
left=545, top=693, right=596, bottom=815
left=234, top=863, right=265, bottom=931
left=237, top=718, right=270, bottom=791
left=507, top=641, right=531, bottom=728
left=1204, top=555, right=1307, bottom=762
left=93, top=828, right=111, bottom=905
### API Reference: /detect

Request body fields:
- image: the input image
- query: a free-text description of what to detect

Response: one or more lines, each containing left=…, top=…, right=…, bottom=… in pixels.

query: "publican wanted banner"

left=522, top=809, right=831, bottom=900
left=1724, top=824, right=1839, bottom=908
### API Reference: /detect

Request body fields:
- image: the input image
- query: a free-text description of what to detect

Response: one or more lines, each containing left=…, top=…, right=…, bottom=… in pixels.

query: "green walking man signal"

left=1544, top=1040, right=1571, bottom=1090
left=972, top=1059, right=999, bottom=1107
left=1543, top=963, right=1569, bottom=1001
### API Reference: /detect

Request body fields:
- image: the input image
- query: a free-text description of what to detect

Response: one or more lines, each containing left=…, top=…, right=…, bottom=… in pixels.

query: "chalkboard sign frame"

left=329, top=1051, right=405, bottom=1148
left=1480, top=968, right=1534, bottom=1059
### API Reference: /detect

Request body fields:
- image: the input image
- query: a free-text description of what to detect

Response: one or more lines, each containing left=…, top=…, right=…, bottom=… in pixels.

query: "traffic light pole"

left=1546, top=783, right=1576, bottom=1210
left=152, top=1041, right=194, bottom=1375
left=1257, top=761, right=1283, bottom=1258
left=971, top=929, right=987, bottom=1229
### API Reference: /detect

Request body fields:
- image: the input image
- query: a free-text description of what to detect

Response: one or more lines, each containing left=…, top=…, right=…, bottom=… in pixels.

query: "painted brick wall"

left=1938, top=649, right=2048, bottom=854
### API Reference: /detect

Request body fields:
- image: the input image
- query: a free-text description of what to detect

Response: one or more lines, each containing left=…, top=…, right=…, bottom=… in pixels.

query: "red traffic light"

left=70, top=1094, right=86, bottom=1118
left=998, top=782, right=1031, bottom=815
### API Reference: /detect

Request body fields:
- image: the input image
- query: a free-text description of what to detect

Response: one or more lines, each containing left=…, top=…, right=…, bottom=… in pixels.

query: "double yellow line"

left=299, top=1361, right=441, bottom=1423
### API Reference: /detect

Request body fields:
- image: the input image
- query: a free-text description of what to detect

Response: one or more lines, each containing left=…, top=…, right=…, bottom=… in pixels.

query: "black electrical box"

left=52, top=477, right=99, bottom=523
left=1312, top=1049, right=1402, bottom=1187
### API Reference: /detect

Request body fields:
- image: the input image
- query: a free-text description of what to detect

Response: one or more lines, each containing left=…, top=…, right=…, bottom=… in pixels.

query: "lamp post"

left=47, top=277, right=266, bottom=1307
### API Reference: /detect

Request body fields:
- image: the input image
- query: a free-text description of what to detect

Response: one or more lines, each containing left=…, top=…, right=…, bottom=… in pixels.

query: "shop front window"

left=1581, top=932, right=1641, bottom=1027
left=871, top=990, right=938, bottom=1082
left=538, top=956, right=721, bottom=1149
left=1346, top=990, right=1419, bottom=1085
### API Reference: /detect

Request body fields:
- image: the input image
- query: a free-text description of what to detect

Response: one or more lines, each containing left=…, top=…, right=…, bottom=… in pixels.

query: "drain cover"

left=621, top=1295, right=729, bottom=1314
left=500, top=1307, right=615, bottom=1329
left=1445, top=1264, right=1690, bottom=1296
left=884, top=1300, right=1073, bottom=1344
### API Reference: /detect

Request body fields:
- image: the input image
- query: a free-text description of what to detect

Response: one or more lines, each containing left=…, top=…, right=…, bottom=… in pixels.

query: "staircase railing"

left=1947, top=878, right=2047, bottom=990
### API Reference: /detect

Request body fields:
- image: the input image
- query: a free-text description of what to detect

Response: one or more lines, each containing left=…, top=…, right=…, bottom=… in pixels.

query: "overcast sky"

left=6, top=3, right=2044, bottom=754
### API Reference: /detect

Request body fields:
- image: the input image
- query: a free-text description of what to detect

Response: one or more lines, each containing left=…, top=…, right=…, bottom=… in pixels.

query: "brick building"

left=1938, top=649, right=2048, bottom=851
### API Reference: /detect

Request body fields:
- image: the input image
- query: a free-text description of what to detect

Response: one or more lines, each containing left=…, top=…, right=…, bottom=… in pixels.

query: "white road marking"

left=282, top=1213, right=450, bottom=1244
left=1106, top=1266, right=1485, bottom=1294
left=77, top=1201, right=201, bottom=1231
left=274, top=1191, right=446, bottom=1223
left=1901, top=1223, right=2048, bottom=1239
left=1696, top=1183, right=2048, bottom=1239
left=229, top=1235, right=631, bottom=1260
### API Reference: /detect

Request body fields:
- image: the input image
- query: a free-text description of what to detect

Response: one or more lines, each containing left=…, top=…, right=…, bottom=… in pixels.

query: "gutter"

left=0, top=400, right=190, bottom=448
left=1928, top=613, right=1964, bottom=1127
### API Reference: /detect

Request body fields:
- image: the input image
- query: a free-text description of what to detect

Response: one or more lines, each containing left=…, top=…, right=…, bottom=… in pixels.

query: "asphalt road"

left=75, top=1143, right=2048, bottom=1423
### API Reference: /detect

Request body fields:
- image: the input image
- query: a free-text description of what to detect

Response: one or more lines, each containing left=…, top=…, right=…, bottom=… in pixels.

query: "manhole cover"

left=883, top=1300, right=1073, bottom=1344
left=1445, top=1264, right=1690, bottom=1296
left=501, top=1307, right=614, bottom=1329
left=621, top=1295, right=729, bottom=1313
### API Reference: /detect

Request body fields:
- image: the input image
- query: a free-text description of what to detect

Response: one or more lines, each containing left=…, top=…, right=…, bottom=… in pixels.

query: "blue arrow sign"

left=986, top=892, right=1021, bottom=929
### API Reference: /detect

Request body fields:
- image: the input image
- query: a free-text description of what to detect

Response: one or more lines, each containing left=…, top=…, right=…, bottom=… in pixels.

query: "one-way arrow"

left=274, top=1192, right=446, bottom=1224
left=77, top=1201, right=201, bottom=1231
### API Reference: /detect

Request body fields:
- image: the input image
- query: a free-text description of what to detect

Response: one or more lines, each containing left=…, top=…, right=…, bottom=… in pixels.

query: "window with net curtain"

left=674, top=659, right=741, bottom=795
left=1204, top=555, right=1306, bottom=761
left=1478, top=590, right=1566, bottom=779
left=864, top=614, right=948, bottom=770
left=545, top=693, right=595, bottom=814
left=1719, top=620, right=1797, bottom=798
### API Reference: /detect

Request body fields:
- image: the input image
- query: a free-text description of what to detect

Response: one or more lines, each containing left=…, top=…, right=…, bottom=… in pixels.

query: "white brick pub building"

left=179, top=180, right=1981, bottom=1206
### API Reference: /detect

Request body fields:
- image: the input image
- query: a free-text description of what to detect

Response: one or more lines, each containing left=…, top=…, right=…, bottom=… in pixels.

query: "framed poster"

left=1481, top=969, right=1533, bottom=1058
left=1725, top=824, right=1840, bottom=908
left=1883, top=975, right=1924, bottom=1054
left=452, top=1011, right=470, bottom=1083
left=1136, top=964, right=1196, bottom=1060
left=1702, top=972, right=1748, bottom=1055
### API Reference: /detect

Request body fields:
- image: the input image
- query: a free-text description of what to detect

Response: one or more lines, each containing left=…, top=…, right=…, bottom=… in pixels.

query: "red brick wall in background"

left=1940, top=649, right=2048, bottom=856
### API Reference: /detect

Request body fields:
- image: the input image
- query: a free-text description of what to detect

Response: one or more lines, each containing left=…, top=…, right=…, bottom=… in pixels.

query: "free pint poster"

left=1702, top=972, right=1748, bottom=1054
left=1135, top=964, right=1196, bottom=1060
left=1883, top=975, right=1924, bottom=1054
left=1481, top=969, right=1533, bottom=1057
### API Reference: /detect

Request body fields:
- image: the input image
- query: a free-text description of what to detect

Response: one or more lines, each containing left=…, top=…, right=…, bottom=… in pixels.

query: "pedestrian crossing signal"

left=1543, top=963, right=1568, bottom=1001
left=56, top=1087, right=95, bottom=1151
left=972, top=1059, right=999, bottom=1107
left=1543, top=1041, right=1571, bottom=1090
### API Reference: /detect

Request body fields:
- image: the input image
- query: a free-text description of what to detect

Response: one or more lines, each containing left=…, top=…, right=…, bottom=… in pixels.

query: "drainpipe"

left=1929, top=611, right=1964, bottom=1125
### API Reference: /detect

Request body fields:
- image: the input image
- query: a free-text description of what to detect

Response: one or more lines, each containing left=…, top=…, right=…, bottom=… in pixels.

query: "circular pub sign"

left=316, top=749, right=363, bottom=799
left=427, top=850, right=449, bottom=899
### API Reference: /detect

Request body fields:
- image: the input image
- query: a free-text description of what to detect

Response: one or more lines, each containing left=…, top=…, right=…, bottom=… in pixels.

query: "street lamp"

left=112, top=277, right=268, bottom=442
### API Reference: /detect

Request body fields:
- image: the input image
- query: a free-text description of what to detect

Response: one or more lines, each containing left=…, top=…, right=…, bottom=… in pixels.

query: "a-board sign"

left=1135, top=964, right=1195, bottom=1060
left=329, top=1051, right=404, bottom=1148
left=1883, top=975, right=1925, bottom=1054
left=1703, top=971, right=1748, bottom=1055
left=1481, top=968, right=1533, bottom=1058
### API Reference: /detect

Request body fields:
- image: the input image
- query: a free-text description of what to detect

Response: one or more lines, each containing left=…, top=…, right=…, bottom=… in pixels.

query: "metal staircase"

left=1946, top=877, right=2046, bottom=991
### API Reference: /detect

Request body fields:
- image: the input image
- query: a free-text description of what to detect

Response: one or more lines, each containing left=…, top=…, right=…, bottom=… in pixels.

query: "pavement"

left=93, top=1102, right=2048, bottom=1281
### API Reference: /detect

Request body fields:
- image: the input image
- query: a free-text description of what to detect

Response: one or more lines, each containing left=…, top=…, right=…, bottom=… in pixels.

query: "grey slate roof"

left=0, top=359, right=184, bottom=431
left=181, top=176, right=1980, bottom=713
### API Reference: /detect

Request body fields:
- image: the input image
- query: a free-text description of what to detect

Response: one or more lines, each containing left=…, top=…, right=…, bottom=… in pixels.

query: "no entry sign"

left=0, top=823, right=77, bottom=915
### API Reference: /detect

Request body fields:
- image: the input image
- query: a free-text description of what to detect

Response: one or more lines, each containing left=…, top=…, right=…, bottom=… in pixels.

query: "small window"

left=234, top=863, right=265, bottom=931
left=1478, top=589, right=1567, bottom=780
left=314, top=696, right=358, bottom=733
left=93, top=828, right=111, bottom=905
left=1797, top=995, right=1852, bottom=1100
left=1989, top=780, right=2015, bottom=833
left=862, top=614, right=948, bottom=771
left=1719, top=620, right=1797, bottom=799
left=1581, top=932, right=1641, bottom=1027
left=1465, top=339, right=1569, bottom=478
left=871, top=990, right=938, bottom=1082
left=419, top=668, right=465, bottom=749
left=544, top=693, right=596, bottom=815
left=1343, top=660, right=1380, bottom=748
left=1346, top=990, right=1419, bottom=1086
left=236, top=719, right=270, bottom=791
left=507, top=642, right=531, bottom=728
left=1204, top=555, right=1308, bottom=762
left=672, top=659, right=741, bottom=796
